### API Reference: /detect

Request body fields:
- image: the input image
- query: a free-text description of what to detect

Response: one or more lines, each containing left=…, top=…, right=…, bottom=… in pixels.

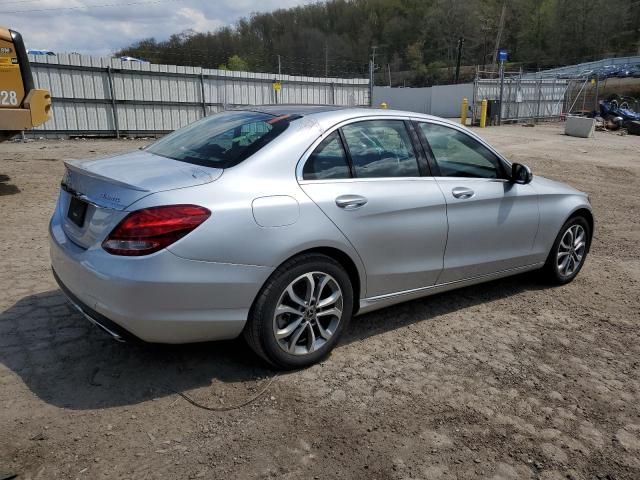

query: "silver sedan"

left=50, top=106, right=593, bottom=369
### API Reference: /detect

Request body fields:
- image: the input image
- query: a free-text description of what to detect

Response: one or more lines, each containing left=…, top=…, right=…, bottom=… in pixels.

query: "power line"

left=115, top=45, right=368, bottom=71
left=93, top=47, right=368, bottom=77
left=4, top=0, right=180, bottom=14
left=114, top=38, right=636, bottom=77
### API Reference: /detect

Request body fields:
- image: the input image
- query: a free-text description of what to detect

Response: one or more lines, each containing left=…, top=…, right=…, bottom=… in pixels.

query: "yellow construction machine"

left=0, top=27, right=51, bottom=141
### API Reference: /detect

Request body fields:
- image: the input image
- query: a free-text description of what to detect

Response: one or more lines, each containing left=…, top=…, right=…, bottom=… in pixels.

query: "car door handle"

left=335, top=194, right=368, bottom=210
left=451, top=187, right=475, bottom=199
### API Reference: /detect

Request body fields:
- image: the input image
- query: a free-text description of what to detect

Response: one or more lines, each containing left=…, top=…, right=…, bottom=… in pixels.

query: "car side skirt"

left=357, top=262, right=545, bottom=315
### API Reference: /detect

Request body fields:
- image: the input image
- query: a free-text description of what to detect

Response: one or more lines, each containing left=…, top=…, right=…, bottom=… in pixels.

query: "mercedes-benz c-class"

left=50, top=106, right=593, bottom=368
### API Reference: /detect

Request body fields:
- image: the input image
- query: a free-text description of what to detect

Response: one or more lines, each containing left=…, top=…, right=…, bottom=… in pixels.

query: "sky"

left=4, top=0, right=313, bottom=56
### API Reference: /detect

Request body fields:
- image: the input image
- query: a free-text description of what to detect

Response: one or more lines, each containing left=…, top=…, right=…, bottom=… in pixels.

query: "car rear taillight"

left=102, top=205, right=211, bottom=256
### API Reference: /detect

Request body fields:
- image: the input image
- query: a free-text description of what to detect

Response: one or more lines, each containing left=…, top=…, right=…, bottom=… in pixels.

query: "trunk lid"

left=62, top=150, right=222, bottom=210
left=59, top=150, right=222, bottom=248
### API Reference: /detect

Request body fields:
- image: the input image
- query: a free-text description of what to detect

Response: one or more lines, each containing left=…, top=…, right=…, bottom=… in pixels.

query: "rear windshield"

left=147, top=110, right=296, bottom=168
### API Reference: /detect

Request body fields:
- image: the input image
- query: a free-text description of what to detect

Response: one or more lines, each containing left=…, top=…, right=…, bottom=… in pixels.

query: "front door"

left=416, top=121, right=540, bottom=284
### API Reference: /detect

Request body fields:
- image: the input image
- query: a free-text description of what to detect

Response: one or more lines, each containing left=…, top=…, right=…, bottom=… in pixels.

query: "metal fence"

left=522, top=56, right=640, bottom=79
left=473, top=76, right=569, bottom=124
left=372, top=83, right=474, bottom=118
left=28, top=54, right=370, bottom=137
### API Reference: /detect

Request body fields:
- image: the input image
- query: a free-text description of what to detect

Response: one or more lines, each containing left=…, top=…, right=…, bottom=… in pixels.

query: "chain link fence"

left=472, top=73, right=569, bottom=125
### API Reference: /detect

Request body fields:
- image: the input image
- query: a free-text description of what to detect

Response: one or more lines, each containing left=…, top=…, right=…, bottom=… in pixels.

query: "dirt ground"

left=1, top=123, right=639, bottom=480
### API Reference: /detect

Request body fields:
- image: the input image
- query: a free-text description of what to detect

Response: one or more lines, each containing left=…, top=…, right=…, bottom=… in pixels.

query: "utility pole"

left=387, top=63, right=392, bottom=87
left=498, top=59, right=505, bottom=125
left=481, top=23, right=489, bottom=71
left=369, top=46, right=378, bottom=106
left=277, top=55, right=281, bottom=75
left=491, top=0, right=507, bottom=72
left=454, top=37, right=465, bottom=83
left=324, top=42, right=329, bottom=78
left=369, top=59, right=374, bottom=106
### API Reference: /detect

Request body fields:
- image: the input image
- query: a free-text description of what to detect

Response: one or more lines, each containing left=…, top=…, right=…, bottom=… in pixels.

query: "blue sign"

left=498, top=49, right=508, bottom=62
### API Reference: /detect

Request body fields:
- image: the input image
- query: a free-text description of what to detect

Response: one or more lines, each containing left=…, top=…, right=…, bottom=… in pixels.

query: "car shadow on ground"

left=0, top=273, right=546, bottom=410
left=0, top=174, right=20, bottom=196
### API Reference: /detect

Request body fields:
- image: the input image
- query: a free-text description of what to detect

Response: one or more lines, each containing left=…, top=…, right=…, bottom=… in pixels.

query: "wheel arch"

left=567, top=207, right=594, bottom=252
left=268, top=246, right=364, bottom=315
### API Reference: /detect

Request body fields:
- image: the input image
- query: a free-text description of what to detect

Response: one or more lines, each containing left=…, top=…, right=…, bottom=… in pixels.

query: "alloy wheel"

left=272, top=271, right=343, bottom=356
left=556, top=224, right=586, bottom=277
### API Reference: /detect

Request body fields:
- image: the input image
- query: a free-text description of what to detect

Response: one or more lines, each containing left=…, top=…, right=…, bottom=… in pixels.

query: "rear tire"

left=542, top=215, right=591, bottom=285
left=244, top=253, right=353, bottom=370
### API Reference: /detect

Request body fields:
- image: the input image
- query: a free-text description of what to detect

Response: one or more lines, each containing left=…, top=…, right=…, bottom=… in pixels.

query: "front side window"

left=418, top=123, right=506, bottom=179
left=302, top=132, right=351, bottom=180
left=147, top=111, right=295, bottom=168
left=341, top=120, right=420, bottom=178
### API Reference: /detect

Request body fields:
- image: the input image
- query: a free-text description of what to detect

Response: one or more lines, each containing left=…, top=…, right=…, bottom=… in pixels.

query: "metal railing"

left=472, top=72, right=569, bottom=125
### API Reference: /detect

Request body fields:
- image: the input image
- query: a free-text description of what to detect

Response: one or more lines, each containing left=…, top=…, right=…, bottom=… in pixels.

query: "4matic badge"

left=101, top=192, right=121, bottom=204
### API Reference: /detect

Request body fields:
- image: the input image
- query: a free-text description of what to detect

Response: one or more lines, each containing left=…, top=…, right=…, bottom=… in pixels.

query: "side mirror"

left=511, top=163, right=533, bottom=184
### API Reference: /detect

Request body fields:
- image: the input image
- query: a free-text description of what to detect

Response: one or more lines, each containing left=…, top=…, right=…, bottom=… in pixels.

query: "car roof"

left=237, top=104, right=347, bottom=116
left=236, top=104, right=459, bottom=130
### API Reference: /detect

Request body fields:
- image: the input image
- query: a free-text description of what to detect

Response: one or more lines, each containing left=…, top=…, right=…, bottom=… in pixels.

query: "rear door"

left=299, top=118, right=448, bottom=298
left=415, top=120, right=539, bottom=283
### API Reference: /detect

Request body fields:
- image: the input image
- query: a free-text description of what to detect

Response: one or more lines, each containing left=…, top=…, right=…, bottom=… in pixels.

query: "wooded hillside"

left=118, top=0, right=640, bottom=85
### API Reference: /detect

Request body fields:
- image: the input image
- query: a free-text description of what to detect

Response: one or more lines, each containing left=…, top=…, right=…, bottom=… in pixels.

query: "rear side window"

left=341, top=120, right=420, bottom=178
left=147, top=111, right=295, bottom=168
left=302, top=132, right=351, bottom=180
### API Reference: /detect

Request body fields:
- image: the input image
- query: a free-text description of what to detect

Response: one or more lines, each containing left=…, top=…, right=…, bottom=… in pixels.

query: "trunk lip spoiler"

left=60, top=155, right=223, bottom=211
left=63, top=159, right=151, bottom=193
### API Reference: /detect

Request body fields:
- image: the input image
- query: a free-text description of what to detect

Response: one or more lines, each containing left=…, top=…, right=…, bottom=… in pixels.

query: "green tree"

left=115, top=0, right=640, bottom=85
left=219, top=55, right=249, bottom=71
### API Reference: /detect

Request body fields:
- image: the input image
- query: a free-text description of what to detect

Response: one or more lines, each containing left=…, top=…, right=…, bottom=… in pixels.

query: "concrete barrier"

left=565, top=116, right=595, bottom=138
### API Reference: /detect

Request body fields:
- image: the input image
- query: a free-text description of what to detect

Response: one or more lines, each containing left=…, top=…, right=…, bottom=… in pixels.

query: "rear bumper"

left=53, top=269, right=135, bottom=342
left=49, top=208, right=274, bottom=343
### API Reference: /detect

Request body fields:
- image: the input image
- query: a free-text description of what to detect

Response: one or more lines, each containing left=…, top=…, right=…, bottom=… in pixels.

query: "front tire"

left=244, top=253, right=354, bottom=369
left=542, top=215, right=591, bottom=285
